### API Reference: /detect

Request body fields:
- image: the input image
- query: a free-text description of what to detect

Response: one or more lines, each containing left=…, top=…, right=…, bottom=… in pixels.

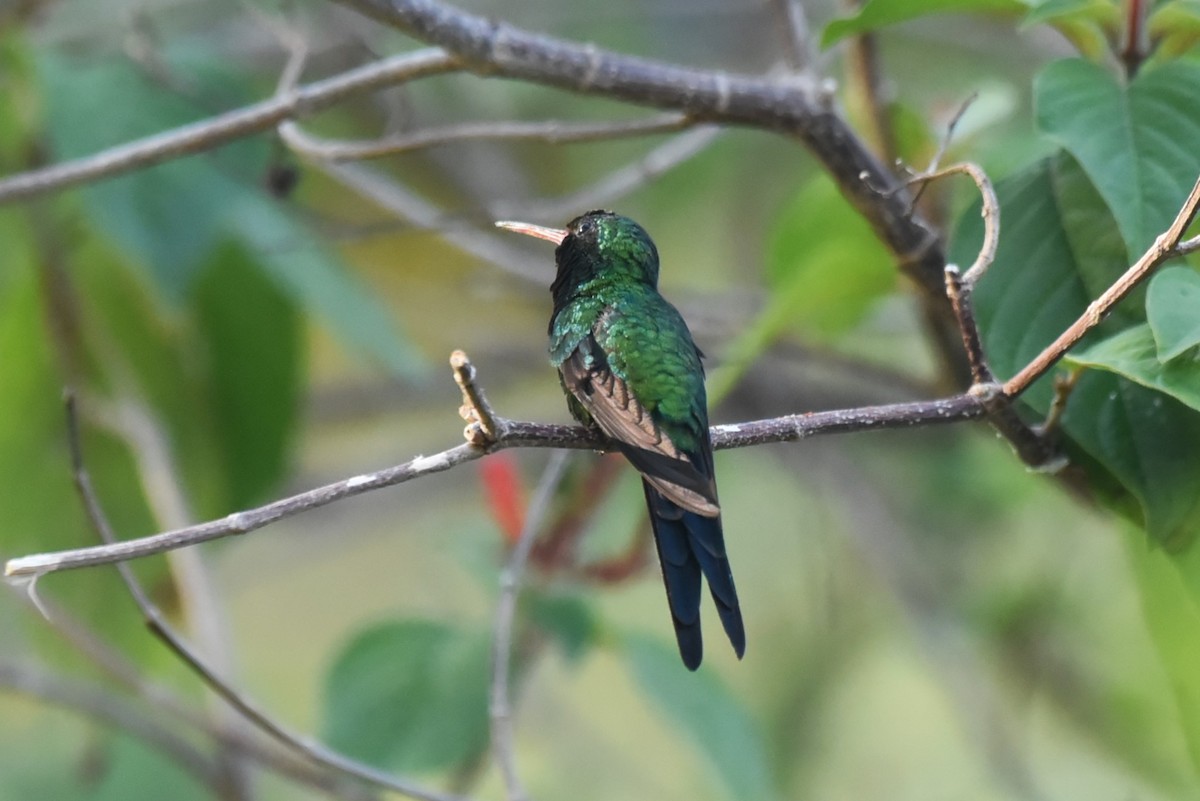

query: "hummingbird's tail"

left=642, top=482, right=745, bottom=670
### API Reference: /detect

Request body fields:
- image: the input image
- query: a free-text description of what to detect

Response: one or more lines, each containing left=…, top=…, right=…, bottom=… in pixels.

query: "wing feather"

left=559, top=338, right=719, bottom=516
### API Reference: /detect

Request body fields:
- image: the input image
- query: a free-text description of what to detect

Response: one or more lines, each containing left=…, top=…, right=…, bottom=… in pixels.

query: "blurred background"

left=0, top=0, right=1191, bottom=799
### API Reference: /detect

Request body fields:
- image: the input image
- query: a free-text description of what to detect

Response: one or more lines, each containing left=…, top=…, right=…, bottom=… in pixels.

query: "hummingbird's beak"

left=494, top=220, right=568, bottom=245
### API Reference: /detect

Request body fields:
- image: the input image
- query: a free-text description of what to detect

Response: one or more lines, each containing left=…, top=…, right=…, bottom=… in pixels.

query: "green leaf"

left=822, top=0, right=1026, bottom=47
left=953, top=154, right=1200, bottom=547
left=1035, top=59, right=1200, bottom=256
left=321, top=620, right=491, bottom=774
left=1020, top=1, right=1118, bottom=59
left=709, top=175, right=894, bottom=401
left=1021, top=0, right=1119, bottom=27
left=1069, top=324, right=1200, bottom=411
left=1126, top=532, right=1200, bottom=775
left=1147, top=266, right=1200, bottom=361
left=524, top=590, right=600, bottom=663
left=0, top=246, right=171, bottom=662
left=36, top=50, right=425, bottom=378
left=1150, top=0, right=1200, bottom=35
left=624, top=634, right=778, bottom=801
left=192, top=242, right=302, bottom=508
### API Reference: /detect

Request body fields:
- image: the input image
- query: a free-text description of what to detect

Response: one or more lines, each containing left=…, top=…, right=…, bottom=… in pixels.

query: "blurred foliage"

left=3, top=1, right=1200, bottom=801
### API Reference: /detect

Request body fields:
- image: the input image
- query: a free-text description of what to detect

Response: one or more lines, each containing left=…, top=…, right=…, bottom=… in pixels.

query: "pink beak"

left=494, top=220, right=568, bottom=245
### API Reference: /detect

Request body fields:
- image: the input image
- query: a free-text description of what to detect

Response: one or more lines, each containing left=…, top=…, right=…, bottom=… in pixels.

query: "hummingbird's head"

left=495, top=210, right=660, bottom=300
left=559, top=210, right=660, bottom=287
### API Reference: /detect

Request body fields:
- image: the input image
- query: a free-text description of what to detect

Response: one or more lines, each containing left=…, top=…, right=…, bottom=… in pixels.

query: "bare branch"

left=6, top=356, right=985, bottom=579
left=1004, top=174, right=1200, bottom=397
left=499, top=126, right=722, bottom=222
left=0, top=49, right=459, bottom=204
left=283, top=148, right=548, bottom=282
left=284, top=113, right=694, bottom=161
left=490, top=451, right=571, bottom=801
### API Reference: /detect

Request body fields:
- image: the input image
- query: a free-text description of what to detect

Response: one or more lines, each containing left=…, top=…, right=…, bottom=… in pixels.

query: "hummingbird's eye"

left=577, top=220, right=594, bottom=235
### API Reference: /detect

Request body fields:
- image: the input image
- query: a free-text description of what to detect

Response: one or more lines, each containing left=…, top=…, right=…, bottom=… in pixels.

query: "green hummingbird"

left=496, top=210, right=744, bottom=670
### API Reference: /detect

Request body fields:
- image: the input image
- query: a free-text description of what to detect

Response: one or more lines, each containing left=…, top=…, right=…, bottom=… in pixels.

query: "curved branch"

left=329, top=0, right=946, bottom=297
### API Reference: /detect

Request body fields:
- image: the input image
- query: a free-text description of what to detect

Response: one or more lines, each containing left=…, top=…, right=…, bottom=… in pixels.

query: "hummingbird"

left=495, top=210, right=744, bottom=670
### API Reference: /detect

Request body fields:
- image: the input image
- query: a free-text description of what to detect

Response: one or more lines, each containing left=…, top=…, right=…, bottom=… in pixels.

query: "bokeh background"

left=0, top=1, right=1192, bottom=800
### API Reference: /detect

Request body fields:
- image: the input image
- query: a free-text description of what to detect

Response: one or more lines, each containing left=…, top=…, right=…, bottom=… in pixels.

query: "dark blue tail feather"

left=643, top=482, right=745, bottom=670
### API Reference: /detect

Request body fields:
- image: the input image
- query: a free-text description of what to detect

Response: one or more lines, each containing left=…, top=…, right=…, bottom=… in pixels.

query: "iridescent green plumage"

left=500, top=210, right=744, bottom=670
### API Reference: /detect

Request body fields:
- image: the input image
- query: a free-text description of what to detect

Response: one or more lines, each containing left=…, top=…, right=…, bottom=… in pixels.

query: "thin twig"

left=452, top=349, right=503, bottom=443
left=90, top=393, right=252, bottom=800
left=1005, top=174, right=1200, bottom=397
left=1041, top=368, right=1082, bottom=437
left=845, top=27, right=895, bottom=166
left=770, top=0, right=816, bottom=71
left=926, top=95, right=977, bottom=183
left=63, top=396, right=470, bottom=801
left=498, top=126, right=722, bottom=222
left=7, top=363, right=985, bottom=579
left=907, top=161, right=997, bottom=286
left=0, top=50, right=458, bottom=204
left=490, top=451, right=571, bottom=801
left=945, top=266, right=994, bottom=386
left=287, top=150, right=548, bottom=282
left=0, top=661, right=221, bottom=788
left=284, top=114, right=694, bottom=161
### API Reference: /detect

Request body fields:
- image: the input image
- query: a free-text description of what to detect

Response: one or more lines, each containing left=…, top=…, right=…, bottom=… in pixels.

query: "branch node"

left=451, top=349, right=502, bottom=445
left=967, top=381, right=1003, bottom=403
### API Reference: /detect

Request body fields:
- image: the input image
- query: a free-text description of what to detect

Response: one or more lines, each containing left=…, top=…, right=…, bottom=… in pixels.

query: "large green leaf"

left=36, top=51, right=424, bottom=378
left=524, top=589, right=600, bottom=664
left=1147, top=266, right=1200, bottom=361
left=192, top=243, right=302, bottom=509
left=321, top=620, right=491, bottom=774
left=0, top=246, right=168, bottom=660
left=624, top=634, right=777, bottom=801
left=953, top=154, right=1200, bottom=546
left=1069, top=324, right=1200, bottom=411
left=822, top=0, right=1026, bottom=47
left=1126, top=533, right=1200, bottom=774
left=1035, top=59, right=1200, bottom=257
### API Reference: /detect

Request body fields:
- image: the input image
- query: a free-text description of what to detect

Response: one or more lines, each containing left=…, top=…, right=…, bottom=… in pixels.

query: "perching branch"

left=5, top=357, right=985, bottom=580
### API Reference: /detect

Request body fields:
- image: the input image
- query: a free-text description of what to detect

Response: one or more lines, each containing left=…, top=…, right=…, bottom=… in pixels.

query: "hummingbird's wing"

left=558, top=336, right=720, bottom=517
